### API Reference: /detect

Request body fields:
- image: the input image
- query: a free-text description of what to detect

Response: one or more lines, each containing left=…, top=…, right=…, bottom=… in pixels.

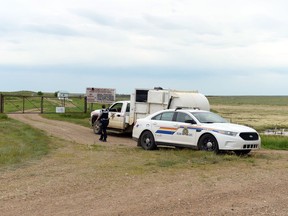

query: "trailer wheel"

left=198, top=134, right=219, bottom=154
left=140, top=131, right=156, bottom=150
left=93, top=120, right=101, bottom=134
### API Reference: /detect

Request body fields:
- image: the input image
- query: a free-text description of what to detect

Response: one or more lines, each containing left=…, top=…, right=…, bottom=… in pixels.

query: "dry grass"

left=211, top=104, right=288, bottom=131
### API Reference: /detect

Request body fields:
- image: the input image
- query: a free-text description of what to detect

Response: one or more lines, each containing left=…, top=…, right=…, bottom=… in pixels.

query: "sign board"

left=56, top=107, right=65, bottom=113
left=57, top=91, right=69, bottom=100
left=86, top=87, right=116, bottom=104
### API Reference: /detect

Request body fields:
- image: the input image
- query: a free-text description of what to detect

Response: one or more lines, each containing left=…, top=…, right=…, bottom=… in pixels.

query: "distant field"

left=207, top=96, right=288, bottom=131
left=208, top=95, right=288, bottom=106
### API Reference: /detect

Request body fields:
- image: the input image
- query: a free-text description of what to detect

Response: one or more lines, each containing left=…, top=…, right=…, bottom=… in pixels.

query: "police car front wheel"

left=198, top=134, right=219, bottom=154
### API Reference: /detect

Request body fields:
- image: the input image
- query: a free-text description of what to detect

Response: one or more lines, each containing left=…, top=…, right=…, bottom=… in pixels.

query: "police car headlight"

left=218, top=130, right=238, bottom=136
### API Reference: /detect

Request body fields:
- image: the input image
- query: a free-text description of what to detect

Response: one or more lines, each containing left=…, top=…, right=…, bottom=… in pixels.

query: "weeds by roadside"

left=261, top=135, right=288, bottom=150
left=0, top=115, right=51, bottom=167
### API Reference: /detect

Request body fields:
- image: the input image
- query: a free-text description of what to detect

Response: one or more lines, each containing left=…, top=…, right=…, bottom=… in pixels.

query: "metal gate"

left=0, top=94, right=87, bottom=114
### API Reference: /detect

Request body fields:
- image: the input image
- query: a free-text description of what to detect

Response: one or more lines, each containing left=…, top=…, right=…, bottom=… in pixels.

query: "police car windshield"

left=191, top=112, right=228, bottom=123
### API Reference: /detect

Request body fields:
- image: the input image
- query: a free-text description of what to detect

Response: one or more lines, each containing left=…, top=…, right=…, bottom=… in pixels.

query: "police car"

left=132, top=108, right=261, bottom=155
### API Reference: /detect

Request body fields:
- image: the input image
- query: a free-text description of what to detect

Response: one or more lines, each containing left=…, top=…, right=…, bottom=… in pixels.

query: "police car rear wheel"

left=140, top=131, right=156, bottom=150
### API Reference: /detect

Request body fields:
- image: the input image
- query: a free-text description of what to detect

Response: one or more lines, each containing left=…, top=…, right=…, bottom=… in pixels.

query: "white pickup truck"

left=90, top=88, right=210, bottom=134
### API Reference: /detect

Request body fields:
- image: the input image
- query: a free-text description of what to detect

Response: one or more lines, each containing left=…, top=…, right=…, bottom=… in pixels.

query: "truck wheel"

left=93, top=120, right=101, bottom=134
left=198, top=134, right=219, bottom=154
left=140, top=131, right=156, bottom=150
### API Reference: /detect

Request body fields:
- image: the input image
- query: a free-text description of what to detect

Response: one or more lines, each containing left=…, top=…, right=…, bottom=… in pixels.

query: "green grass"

left=261, top=135, right=288, bottom=150
left=0, top=114, right=52, bottom=167
left=0, top=114, right=8, bottom=120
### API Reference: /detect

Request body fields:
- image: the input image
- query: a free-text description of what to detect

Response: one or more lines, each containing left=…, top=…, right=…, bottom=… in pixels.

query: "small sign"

left=86, top=87, right=116, bottom=103
left=56, top=107, right=65, bottom=113
left=57, top=91, right=69, bottom=100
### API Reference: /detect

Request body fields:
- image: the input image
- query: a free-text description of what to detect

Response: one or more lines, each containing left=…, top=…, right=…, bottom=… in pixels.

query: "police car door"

left=172, top=112, right=197, bottom=146
left=108, top=102, right=125, bottom=129
left=151, top=111, right=176, bottom=144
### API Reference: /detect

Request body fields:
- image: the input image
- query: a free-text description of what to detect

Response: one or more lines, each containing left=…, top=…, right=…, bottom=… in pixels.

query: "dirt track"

left=1, top=114, right=288, bottom=216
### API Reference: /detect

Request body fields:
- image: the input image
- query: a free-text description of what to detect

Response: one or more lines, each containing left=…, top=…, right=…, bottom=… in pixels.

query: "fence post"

left=0, top=94, right=3, bottom=113
left=41, top=96, right=44, bottom=113
left=84, top=96, right=87, bottom=113
left=22, top=96, right=25, bottom=113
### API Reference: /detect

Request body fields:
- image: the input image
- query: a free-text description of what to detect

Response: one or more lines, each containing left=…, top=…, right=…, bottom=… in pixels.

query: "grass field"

left=0, top=114, right=52, bottom=167
left=206, top=96, right=288, bottom=131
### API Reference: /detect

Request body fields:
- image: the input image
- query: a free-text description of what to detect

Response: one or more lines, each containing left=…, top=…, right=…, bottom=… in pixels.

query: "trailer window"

left=135, top=90, right=148, bottom=102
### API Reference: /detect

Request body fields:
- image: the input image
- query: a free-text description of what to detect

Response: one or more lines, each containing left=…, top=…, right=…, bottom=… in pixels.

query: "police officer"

left=97, top=104, right=109, bottom=142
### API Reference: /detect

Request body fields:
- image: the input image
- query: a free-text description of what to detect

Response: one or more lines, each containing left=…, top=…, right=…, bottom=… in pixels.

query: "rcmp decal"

left=155, top=127, right=178, bottom=135
left=155, top=125, right=218, bottom=136
left=182, top=127, right=189, bottom=135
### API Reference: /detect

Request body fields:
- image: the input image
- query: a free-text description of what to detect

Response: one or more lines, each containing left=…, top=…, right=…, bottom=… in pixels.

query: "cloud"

left=24, top=24, right=81, bottom=37
left=1, top=0, right=288, bottom=95
left=74, top=10, right=117, bottom=27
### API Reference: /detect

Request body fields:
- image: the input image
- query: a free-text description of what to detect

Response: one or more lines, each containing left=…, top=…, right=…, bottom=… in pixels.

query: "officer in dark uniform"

left=97, top=104, right=109, bottom=142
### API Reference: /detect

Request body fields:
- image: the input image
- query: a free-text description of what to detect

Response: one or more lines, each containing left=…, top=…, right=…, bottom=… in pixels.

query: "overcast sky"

left=1, top=0, right=288, bottom=95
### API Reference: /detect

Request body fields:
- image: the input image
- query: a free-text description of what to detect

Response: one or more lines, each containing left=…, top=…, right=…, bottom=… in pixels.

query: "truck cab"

left=90, top=101, right=131, bottom=134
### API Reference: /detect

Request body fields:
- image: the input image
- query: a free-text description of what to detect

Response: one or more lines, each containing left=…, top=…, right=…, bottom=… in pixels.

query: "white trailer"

left=90, top=88, right=210, bottom=134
